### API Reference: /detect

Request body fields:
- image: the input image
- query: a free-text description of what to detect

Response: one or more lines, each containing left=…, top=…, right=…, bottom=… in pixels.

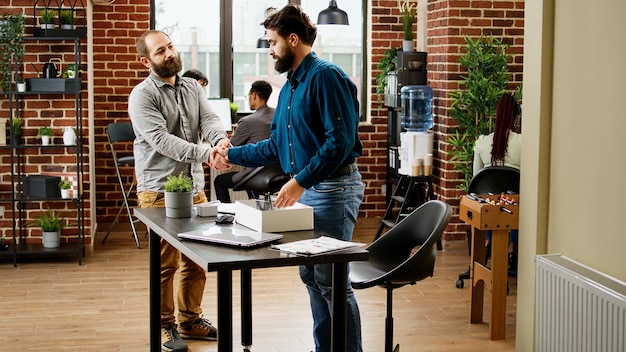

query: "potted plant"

left=10, top=116, right=22, bottom=145
left=62, top=63, right=82, bottom=79
left=40, top=8, right=56, bottom=30
left=446, top=36, right=518, bottom=191
left=375, top=47, right=400, bottom=103
left=38, top=126, right=53, bottom=145
left=164, top=172, right=194, bottom=218
left=0, top=12, right=25, bottom=94
left=30, top=207, right=66, bottom=248
left=59, top=10, right=74, bottom=30
left=399, top=1, right=416, bottom=52
left=58, top=179, right=72, bottom=198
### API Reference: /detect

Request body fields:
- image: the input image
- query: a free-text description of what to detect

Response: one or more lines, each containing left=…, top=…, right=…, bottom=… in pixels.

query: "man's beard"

left=274, top=48, right=295, bottom=74
left=151, top=56, right=182, bottom=78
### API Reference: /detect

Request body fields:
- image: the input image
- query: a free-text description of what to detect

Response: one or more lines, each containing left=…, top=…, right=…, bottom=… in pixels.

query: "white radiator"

left=535, top=254, right=626, bottom=352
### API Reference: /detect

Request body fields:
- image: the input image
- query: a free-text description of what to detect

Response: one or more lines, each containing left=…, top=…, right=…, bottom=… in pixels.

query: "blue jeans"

left=298, top=170, right=365, bottom=352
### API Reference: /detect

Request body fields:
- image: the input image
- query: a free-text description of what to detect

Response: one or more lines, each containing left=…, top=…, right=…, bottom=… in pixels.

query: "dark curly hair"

left=262, top=4, right=317, bottom=46
left=491, top=93, right=521, bottom=165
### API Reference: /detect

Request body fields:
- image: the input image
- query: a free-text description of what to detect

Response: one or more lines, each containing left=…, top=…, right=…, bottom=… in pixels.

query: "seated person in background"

left=214, top=80, right=274, bottom=202
left=473, top=92, right=521, bottom=270
left=182, top=68, right=208, bottom=88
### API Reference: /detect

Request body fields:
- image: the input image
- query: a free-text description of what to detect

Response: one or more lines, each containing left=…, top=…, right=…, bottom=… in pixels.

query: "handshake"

left=209, top=139, right=232, bottom=171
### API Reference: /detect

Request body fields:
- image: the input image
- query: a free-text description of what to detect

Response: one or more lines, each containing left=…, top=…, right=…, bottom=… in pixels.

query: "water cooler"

left=397, top=85, right=434, bottom=176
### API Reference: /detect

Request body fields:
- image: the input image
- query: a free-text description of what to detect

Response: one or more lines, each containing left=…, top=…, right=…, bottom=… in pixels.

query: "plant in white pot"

left=37, top=126, right=53, bottom=145
left=40, top=8, right=56, bottom=30
left=59, top=10, right=74, bottom=30
left=58, top=179, right=72, bottom=198
left=399, top=0, right=416, bottom=52
left=164, top=172, right=193, bottom=218
left=30, top=207, right=65, bottom=248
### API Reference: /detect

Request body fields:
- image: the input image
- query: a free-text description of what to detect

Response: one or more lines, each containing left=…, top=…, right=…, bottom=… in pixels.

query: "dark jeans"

left=214, top=171, right=256, bottom=203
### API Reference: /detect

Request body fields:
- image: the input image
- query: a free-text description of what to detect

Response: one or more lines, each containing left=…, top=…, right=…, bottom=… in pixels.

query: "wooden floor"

left=0, top=218, right=516, bottom=351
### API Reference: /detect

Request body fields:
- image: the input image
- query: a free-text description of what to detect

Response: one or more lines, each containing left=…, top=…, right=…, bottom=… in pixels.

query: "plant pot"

left=60, top=189, right=70, bottom=198
left=42, top=231, right=60, bottom=248
left=17, top=82, right=26, bottom=92
left=41, top=135, right=50, bottom=145
left=164, top=191, right=193, bottom=218
left=11, top=135, right=20, bottom=146
left=40, top=24, right=55, bottom=30
left=402, top=39, right=414, bottom=52
left=61, top=24, right=73, bottom=30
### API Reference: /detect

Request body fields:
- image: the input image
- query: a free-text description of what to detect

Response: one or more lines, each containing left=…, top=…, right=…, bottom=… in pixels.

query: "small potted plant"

left=10, top=116, right=22, bottom=145
left=164, top=172, right=193, bottom=218
left=59, top=10, right=74, bottom=30
left=40, top=8, right=56, bottom=30
left=62, top=63, right=82, bottom=79
left=399, top=0, right=416, bottom=52
left=38, top=126, right=53, bottom=145
left=58, top=179, right=72, bottom=198
left=30, top=206, right=66, bottom=248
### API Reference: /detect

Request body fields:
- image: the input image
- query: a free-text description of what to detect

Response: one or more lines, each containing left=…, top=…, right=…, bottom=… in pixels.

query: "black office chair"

left=232, top=163, right=290, bottom=202
left=456, top=165, right=520, bottom=288
left=350, top=200, right=452, bottom=352
left=101, top=122, right=141, bottom=248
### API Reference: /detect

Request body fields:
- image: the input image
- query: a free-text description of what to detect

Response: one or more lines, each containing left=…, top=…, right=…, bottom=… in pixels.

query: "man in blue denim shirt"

left=213, top=5, right=364, bottom=352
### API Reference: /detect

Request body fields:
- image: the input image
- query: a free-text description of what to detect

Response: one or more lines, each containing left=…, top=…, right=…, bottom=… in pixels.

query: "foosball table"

left=459, top=193, right=519, bottom=340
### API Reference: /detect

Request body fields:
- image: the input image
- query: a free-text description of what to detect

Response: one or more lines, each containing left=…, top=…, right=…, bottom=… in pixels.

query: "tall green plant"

left=0, top=13, right=25, bottom=93
left=447, top=36, right=513, bottom=191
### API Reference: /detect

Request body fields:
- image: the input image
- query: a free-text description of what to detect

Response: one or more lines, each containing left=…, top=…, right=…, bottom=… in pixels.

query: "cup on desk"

left=423, top=154, right=433, bottom=176
left=411, top=157, right=423, bottom=176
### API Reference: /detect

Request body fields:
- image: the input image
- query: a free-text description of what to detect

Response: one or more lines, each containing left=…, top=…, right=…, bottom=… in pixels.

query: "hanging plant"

left=0, top=13, right=25, bottom=94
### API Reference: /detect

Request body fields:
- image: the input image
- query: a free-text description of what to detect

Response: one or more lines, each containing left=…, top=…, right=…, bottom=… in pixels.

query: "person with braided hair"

left=473, top=92, right=521, bottom=269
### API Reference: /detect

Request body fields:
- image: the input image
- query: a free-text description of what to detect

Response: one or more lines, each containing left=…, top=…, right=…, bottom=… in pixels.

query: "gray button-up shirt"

left=128, top=73, right=228, bottom=195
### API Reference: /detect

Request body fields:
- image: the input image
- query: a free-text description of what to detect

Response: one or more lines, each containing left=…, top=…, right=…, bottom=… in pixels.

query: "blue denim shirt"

left=228, top=52, right=362, bottom=189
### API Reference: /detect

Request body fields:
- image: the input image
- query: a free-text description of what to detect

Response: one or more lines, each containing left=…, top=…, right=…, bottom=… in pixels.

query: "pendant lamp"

left=317, top=0, right=349, bottom=25
left=257, top=32, right=270, bottom=48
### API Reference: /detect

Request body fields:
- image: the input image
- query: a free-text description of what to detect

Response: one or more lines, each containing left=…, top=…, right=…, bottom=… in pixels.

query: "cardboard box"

left=23, top=175, right=61, bottom=198
left=235, top=200, right=314, bottom=233
left=196, top=202, right=218, bottom=217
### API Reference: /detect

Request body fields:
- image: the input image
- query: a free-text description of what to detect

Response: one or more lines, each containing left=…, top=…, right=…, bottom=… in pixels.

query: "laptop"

left=177, top=226, right=283, bottom=248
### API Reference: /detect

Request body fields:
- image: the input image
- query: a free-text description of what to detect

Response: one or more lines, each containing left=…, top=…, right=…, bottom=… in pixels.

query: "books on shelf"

left=271, top=236, right=365, bottom=256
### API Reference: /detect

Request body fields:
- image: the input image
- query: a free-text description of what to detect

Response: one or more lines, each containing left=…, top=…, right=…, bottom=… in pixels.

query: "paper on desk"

left=271, top=236, right=365, bottom=256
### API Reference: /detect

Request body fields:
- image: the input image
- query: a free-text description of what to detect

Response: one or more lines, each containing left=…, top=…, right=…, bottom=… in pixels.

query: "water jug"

left=400, top=85, right=433, bottom=131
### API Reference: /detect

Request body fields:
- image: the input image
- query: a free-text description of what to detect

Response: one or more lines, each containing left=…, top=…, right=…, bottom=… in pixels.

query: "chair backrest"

left=233, top=163, right=290, bottom=193
left=365, top=200, right=452, bottom=286
left=468, top=166, right=520, bottom=194
left=107, top=122, right=135, bottom=144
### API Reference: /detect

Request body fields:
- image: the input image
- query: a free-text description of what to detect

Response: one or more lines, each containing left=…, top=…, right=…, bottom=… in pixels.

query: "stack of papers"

left=271, top=236, right=365, bottom=256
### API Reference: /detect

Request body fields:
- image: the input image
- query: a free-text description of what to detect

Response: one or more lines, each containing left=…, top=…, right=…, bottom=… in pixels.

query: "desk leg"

left=149, top=230, right=161, bottom=352
left=331, top=262, right=348, bottom=352
left=241, top=269, right=252, bottom=350
left=217, top=270, right=233, bottom=352
left=489, top=230, right=508, bottom=340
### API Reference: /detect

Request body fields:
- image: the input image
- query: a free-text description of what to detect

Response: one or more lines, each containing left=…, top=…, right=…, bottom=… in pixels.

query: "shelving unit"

left=1, top=33, right=85, bottom=266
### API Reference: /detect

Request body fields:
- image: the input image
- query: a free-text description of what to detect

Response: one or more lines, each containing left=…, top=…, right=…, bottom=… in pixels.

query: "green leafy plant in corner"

left=164, top=172, right=193, bottom=193
left=375, top=47, right=400, bottom=101
left=446, top=36, right=518, bottom=191
left=58, top=179, right=72, bottom=190
left=40, top=8, right=56, bottom=25
left=38, top=126, right=53, bottom=137
left=0, top=12, right=25, bottom=94
left=30, top=207, right=66, bottom=232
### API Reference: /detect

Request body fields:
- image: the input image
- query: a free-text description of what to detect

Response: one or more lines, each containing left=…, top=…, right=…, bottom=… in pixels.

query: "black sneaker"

left=179, top=317, right=218, bottom=341
left=161, top=323, right=188, bottom=352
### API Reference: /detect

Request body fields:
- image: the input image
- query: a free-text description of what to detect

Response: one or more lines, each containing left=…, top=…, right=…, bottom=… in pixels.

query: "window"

left=153, top=0, right=366, bottom=116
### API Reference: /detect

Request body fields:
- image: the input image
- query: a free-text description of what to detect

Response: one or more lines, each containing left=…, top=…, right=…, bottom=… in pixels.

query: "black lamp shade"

left=317, top=1, right=349, bottom=25
left=257, top=37, right=270, bottom=48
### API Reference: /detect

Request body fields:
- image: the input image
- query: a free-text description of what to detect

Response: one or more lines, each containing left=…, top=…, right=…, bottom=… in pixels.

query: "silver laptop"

left=178, top=226, right=283, bottom=248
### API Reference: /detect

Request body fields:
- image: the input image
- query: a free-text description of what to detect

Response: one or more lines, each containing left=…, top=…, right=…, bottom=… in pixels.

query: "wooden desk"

left=135, top=207, right=369, bottom=352
left=459, top=194, right=519, bottom=340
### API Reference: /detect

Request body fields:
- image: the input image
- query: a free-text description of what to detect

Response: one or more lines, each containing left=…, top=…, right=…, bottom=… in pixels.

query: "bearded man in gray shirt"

left=128, top=29, right=230, bottom=352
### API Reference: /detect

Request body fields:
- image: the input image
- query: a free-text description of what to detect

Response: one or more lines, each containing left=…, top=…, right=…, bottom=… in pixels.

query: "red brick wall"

left=1, top=0, right=524, bottom=243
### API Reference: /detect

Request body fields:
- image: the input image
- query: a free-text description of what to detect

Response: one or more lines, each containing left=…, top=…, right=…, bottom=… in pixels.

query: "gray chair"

left=101, top=122, right=141, bottom=248
left=350, top=200, right=452, bottom=352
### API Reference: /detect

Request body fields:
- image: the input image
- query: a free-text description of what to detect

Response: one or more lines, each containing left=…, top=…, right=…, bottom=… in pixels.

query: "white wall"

left=517, top=0, right=626, bottom=350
